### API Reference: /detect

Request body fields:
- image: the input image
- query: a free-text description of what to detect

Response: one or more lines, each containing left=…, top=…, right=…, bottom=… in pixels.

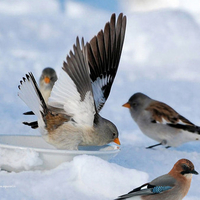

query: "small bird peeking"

left=123, top=92, right=200, bottom=149
left=115, top=159, right=198, bottom=200
left=23, top=67, right=57, bottom=129
left=18, top=13, right=126, bottom=150
left=39, top=67, right=58, bottom=103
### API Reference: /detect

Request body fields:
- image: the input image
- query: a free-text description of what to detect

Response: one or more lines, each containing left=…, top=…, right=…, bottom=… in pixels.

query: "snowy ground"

left=1, top=0, right=200, bottom=199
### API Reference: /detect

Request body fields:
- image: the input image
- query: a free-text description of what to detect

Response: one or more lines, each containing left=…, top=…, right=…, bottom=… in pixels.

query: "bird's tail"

left=168, top=123, right=200, bottom=135
left=195, top=126, right=200, bottom=135
left=18, top=73, right=47, bottom=132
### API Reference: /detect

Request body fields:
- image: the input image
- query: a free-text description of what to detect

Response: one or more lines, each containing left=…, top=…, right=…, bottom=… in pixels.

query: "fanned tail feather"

left=18, top=73, right=47, bottom=132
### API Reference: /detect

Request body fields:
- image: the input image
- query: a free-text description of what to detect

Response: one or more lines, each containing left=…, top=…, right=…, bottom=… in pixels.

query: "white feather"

left=156, top=116, right=191, bottom=126
left=156, top=117, right=170, bottom=124
left=92, top=76, right=107, bottom=110
left=48, top=70, right=95, bottom=127
left=18, top=75, right=46, bottom=134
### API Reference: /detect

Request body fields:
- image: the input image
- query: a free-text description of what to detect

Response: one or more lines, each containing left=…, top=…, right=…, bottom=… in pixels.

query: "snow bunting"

left=18, top=13, right=126, bottom=150
left=23, top=67, right=57, bottom=128
left=123, top=92, right=200, bottom=148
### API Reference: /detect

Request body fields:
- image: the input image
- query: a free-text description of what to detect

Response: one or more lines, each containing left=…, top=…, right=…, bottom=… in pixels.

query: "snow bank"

left=0, top=148, right=43, bottom=171
left=0, top=155, right=147, bottom=200
left=0, top=0, right=200, bottom=199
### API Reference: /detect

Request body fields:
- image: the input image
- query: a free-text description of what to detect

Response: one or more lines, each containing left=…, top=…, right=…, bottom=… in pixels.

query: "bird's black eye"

left=131, top=102, right=137, bottom=107
left=182, top=164, right=188, bottom=170
left=181, top=164, right=190, bottom=175
left=113, top=133, right=116, bottom=137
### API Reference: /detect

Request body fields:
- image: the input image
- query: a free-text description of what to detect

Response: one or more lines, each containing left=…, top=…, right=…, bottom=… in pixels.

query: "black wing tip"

left=90, top=13, right=126, bottom=43
left=110, top=12, right=125, bottom=20
left=23, top=111, right=34, bottom=115
left=111, top=12, right=127, bottom=25
left=23, top=121, right=38, bottom=129
left=76, top=36, right=81, bottom=45
left=18, top=73, right=29, bottom=89
left=19, top=72, right=33, bottom=85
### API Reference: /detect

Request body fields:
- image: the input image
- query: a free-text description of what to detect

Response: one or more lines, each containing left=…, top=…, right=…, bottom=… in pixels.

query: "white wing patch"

left=156, top=117, right=188, bottom=125
left=156, top=118, right=171, bottom=125
left=48, top=70, right=95, bottom=127
left=178, top=119, right=190, bottom=125
left=92, top=76, right=107, bottom=111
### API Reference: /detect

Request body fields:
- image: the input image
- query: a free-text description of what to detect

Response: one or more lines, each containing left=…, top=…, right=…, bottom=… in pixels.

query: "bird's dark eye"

left=131, top=102, right=137, bottom=107
left=182, top=164, right=189, bottom=171
left=181, top=164, right=190, bottom=175
left=113, top=133, right=116, bottom=137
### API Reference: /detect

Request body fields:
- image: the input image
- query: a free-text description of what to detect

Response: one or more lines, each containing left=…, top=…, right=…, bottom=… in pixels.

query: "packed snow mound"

left=0, top=148, right=43, bottom=171
left=0, top=155, right=148, bottom=200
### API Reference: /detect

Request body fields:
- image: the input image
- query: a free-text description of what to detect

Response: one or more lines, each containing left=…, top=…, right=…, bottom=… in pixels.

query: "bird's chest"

left=135, top=111, right=180, bottom=142
left=79, top=128, right=101, bottom=146
left=41, top=89, right=51, bottom=103
left=136, top=110, right=154, bottom=129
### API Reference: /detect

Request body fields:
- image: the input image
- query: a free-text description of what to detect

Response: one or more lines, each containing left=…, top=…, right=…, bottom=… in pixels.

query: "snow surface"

left=1, top=0, right=200, bottom=199
left=0, top=148, right=43, bottom=171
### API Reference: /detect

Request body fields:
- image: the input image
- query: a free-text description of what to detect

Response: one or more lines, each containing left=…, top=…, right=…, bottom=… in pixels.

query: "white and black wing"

left=18, top=73, right=48, bottom=133
left=87, top=13, right=127, bottom=112
left=146, top=101, right=200, bottom=133
left=48, top=38, right=96, bottom=127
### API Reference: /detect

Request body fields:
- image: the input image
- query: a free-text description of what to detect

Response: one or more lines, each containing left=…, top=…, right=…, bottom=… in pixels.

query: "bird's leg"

left=161, top=140, right=171, bottom=148
left=146, top=143, right=162, bottom=149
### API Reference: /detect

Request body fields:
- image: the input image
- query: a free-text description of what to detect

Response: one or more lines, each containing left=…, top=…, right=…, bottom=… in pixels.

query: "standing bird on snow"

left=23, top=67, right=57, bottom=129
left=115, top=159, right=198, bottom=200
left=18, top=13, right=126, bottom=150
left=123, top=92, right=200, bottom=148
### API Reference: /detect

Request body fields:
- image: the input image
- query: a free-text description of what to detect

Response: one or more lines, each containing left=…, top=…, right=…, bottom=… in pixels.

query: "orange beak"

left=113, top=138, right=121, bottom=145
left=44, top=77, right=50, bottom=84
left=122, top=102, right=131, bottom=108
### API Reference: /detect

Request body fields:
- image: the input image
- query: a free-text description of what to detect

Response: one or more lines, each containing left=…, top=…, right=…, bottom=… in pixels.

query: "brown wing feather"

left=146, top=101, right=194, bottom=126
left=44, top=112, right=70, bottom=133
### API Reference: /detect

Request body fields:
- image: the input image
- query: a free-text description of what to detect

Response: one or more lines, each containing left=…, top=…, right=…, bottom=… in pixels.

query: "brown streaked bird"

left=123, top=92, right=200, bottom=148
left=115, top=159, right=198, bottom=200
left=18, top=13, right=126, bottom=150
left=23, top=67, right=57, bottom=129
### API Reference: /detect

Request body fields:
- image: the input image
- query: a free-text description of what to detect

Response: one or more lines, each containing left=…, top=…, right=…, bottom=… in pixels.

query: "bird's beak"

left=122, top=102, right=130, bottom=108
left=191, top=169, right=198, bottom=175
left=113, top=138, right=121, bottom=145
left=44, top=77, right=50, bottom=84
